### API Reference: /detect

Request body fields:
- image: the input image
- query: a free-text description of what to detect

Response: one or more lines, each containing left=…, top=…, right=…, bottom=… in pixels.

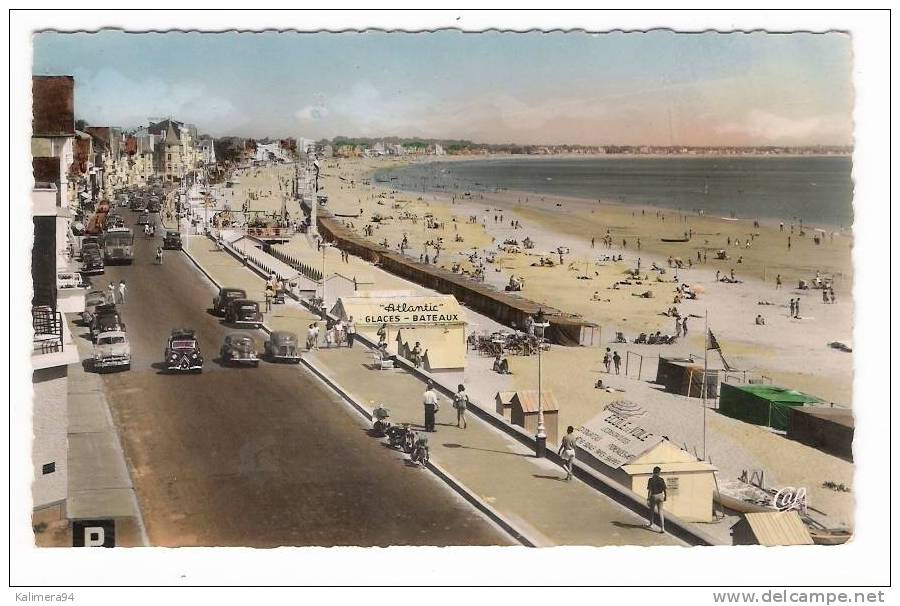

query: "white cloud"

left=716, top=109, right=851, bottom=143
left=295, top=105, right=329, bottom=122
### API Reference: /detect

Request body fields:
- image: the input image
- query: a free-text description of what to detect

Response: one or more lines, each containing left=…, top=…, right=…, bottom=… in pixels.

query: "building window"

left=42, top=462, right=55, bottom=475
left=167, top=153, right=172, bottom=161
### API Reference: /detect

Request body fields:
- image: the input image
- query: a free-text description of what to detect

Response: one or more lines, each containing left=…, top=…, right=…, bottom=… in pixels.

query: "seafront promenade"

left=181, top=233, right=688, bottom=547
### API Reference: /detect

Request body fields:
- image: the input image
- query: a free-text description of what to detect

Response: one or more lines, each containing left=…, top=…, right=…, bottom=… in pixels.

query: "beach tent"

left=731, top=511, right=814, bottom=546
left=788, top=406, right=854, bottom=462
left=656, top=356, right=720, bottom=398
left=718, top=384, right=822, bottom=431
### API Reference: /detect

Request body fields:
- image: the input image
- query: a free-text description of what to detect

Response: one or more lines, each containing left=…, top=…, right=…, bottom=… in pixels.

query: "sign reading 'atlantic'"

left=363, top=301, right=460, bottom=324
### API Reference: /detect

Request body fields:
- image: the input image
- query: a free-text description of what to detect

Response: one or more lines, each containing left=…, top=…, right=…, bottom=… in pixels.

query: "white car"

left=93, top=330, right=131, bottom=372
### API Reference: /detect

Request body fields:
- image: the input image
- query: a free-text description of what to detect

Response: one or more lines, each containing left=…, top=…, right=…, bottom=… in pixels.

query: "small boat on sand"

left=661, top=237, right=690, bottom=243
left=808, top=527, right=852, bottom=546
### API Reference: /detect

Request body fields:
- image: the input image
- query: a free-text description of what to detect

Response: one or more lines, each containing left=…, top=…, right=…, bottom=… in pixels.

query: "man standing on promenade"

left=558, top=426, right=577, bottom=481
left=345, top=315, right=356, bottom=348
left=423, top=381, right=439, bottom=432
left=117, top=280, right=127, bottom=304
left=453, top=384, right=469, bottom=429
left=645, top=466, right=667, bottom=533
left=612, top=351, right=622, bottom=375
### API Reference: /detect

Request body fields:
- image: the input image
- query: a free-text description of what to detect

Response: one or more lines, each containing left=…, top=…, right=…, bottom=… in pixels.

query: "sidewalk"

left=66, top=316, right=148, bottom=547
left=182, top=234, right=683, bottom=547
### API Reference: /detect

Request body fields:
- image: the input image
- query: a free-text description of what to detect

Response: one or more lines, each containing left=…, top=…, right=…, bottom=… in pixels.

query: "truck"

left=104, top=227, right=135, bottom=264
left=93, top=330, right=131, bottom=372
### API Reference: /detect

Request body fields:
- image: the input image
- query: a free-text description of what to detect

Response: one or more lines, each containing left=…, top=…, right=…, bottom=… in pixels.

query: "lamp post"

left=534, top=308, right=550, bottom=458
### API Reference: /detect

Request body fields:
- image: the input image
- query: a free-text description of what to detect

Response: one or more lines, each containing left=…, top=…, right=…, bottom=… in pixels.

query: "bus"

left=103, top=227, right=135, bottom=264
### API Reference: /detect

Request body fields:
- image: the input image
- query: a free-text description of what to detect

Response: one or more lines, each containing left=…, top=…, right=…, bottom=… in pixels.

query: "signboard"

left=72, top=519, right=115, bottom=547
left=362, top=301, right=460, bottom=325
left=574, top=400, right=662, bottom=469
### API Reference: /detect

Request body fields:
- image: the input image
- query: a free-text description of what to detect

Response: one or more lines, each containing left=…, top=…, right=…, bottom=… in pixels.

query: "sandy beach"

left=220, top=156, right=855, bottom=529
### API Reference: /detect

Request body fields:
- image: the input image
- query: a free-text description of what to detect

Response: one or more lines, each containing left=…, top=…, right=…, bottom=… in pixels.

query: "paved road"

left=87, top=211, right=510, bottom=547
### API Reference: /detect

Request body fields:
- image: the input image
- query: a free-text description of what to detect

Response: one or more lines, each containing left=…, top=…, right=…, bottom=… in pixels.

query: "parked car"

left=220, top=333, right=259, bottom=367
left=165, top=328, right=203, bottom=372
left=90, top=305, right=125, bottom=342
left=162, top=230, right=182, bottom=250
left=81, top=250, right=105, bottom=275
left=93, top=330, right=131, bottom=372
left=57, top=271, right=88, bottom=290
left=81, top=241, right=102, bottom=259
left=225, top=299, right=262, bottom=328
left=264, top=331, right=301, bottom=363
left=212, top=287, right=247, bottom=316
left=81, top=289, right=109, bottom=325
left=130, top=198, right=145, bottom=211
left=136, top=212, right=152, bottom=225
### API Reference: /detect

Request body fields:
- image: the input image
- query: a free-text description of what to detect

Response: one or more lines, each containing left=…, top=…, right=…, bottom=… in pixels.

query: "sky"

left=32, top=30, right=854, bottom=146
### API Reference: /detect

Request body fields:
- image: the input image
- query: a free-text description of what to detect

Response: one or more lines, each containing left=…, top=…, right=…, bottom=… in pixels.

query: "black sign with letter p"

left=72, top=519, right=116, bottom=547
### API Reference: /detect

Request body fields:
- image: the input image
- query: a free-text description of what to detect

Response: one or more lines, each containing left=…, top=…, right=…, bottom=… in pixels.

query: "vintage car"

left=224, top=299, right=262, bottom=328
left=57, top=271, right=88, bottom=290
left=80, top=289, right=109, bottom=325
left=148, top=201, right=162, bottom=213
left=162, top=230, right=182, bottom=250
left=212, top=287, right=248, bottom=316
left=130, top=198, right=145, bottom=211
left=136, top=211, right=152, bottom=225
left=93, top=330, right=131, bottom=372
left=81, top=250, right=105, bottom=275
left=164, top=328, right=204, bottom=373
left=264, top=331, right=301, bottom=363
left=90, top=305, right=125, bottom=341
left=81, top=241, right=102, bottom=259
left=220, top=333, right=260, bottom=367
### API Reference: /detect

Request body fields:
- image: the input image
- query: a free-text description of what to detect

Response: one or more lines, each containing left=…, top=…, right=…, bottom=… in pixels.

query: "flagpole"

left=703, top=309, right=709, bottom=461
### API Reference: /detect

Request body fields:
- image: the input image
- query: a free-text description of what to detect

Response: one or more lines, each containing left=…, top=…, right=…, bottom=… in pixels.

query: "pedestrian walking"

left=265, top=284, right=274, bottom=312
left=822, top=288, right=829, bottom=304
left=346, top=316, right=356, bottom=348
left=377, top=322, right=387, bottom=347
left=776, top=274, right=782, bottom=289
left=117, top=280, right=127, bottom=304
left=675, top=317, right=683, bottom=338
left=453, top=384, right=469, bottom=429
left=795, top=299, right=801, bottom=319
left=423, top=380, right=439, bottom=432
left=603, top=348, right=612, bottom=373
left=681, top=317, right=688, bottom=337
left=829, top=288, right=836, bottom=304
left=789, top=298, right=796, bottom=318
left=558, top=425, right=577, bottom=481
left=107, top=282, right=116, bottom=303
left=612, top=351, right=622, bottom=375
left=645, top=466, right=667, bottom=533
left=306, top=323, right=318, bottom=350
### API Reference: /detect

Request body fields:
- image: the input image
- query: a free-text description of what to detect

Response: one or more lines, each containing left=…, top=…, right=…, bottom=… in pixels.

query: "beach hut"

left=718, top=384, right=822, bottom=431
left=788, top=406, right=854, bottom=461
left=494, top=391, right=516, bottom=421
left=509, top=390, right=559, bottom=446
left=574, top=401, right=718, bottom=522
left=656, top=356, right=720, bottom=398
left=730, top=511, right=814, bottom=546
left=330, top=291, right=467, bottom=372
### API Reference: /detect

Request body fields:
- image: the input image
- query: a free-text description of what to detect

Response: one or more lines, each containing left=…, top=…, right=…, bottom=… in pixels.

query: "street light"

left=533, top=308, right=550, bottom=458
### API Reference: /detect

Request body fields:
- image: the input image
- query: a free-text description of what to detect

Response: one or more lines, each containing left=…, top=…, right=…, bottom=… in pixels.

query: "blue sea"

left=376, top=156, right=854, bottom=227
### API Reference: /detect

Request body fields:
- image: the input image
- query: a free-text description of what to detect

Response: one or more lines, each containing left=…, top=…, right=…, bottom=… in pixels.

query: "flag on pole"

left=707, top=329, right=721, bottom=351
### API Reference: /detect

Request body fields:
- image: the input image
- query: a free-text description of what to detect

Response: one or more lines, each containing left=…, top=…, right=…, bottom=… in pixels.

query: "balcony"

left=32, top=307, right=80, bottom=370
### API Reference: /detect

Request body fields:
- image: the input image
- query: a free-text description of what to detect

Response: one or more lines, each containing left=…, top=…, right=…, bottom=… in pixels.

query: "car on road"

left=81, top=289, right=109, bottom=325
left=162, top=230, right=182, bottom=250
left=130, top=198, right=145, bottom=212
left=93, top=330, right=131, bottom=372
left=148, top=202, right=162, bottom=213
left=165, top=328, right=204, bottom=373
left=81, top=250, right=105, bottom=275
left=90, top=304, right=126, bottom=341
left=212, top=287, right=247, bottom=316
left=136, top=211, right=152, bottom=225
left=224, top=299, right=262, bottom=328
left=264, top=331, right=301, bottom=363
left=220, top=333, right=259, bottom=367
left=81, top=241, right=102, bottom=259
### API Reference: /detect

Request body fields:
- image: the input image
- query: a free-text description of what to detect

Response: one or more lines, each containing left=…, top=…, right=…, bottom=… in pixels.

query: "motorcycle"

left=386, top=423, right=415, bottom=453
left=410, top=432, right=430, bottom=467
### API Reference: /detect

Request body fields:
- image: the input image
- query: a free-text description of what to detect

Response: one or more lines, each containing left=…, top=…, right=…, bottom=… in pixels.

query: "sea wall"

left=313, top=207, right=596, bottom=345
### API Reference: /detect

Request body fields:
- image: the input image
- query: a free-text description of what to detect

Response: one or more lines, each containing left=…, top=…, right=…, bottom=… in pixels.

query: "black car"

left=225, top=299, right=262, bottom=328
left=90, top=305, right=125, bottom=341
left=165, top=328, right=203, bottom=373
left=136, top=212, right=152, bottom=225
left=81, top=251, right=105, bottom=275
left=220, top=334, right=259, bottom=367
left=212, top=287, right=247, bottom=316
left=162, top=231, right=182, bottom=250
